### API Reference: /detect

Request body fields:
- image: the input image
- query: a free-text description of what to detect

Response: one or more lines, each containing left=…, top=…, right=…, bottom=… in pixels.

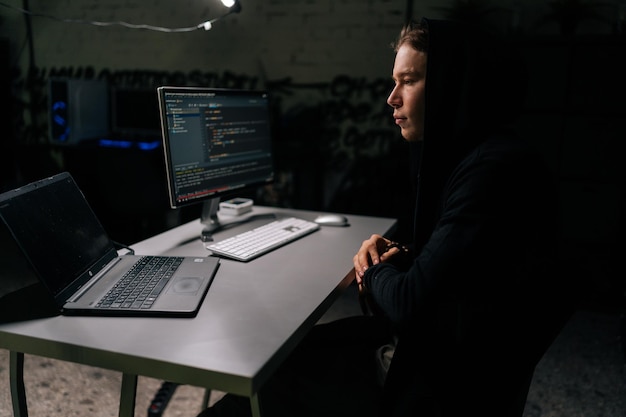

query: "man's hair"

left=392, top=20, right=428, bottom=53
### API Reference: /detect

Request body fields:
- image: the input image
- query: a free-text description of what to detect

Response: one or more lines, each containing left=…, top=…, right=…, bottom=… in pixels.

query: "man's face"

left=387, top=44, right=427, bottom=142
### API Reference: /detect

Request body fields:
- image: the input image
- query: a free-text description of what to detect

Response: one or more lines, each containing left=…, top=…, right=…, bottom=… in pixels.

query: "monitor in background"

left=48, top=78, right=109, bottom=145
left=157, top=86, right=275, bottom=240
left=110, top=87, right=161, bottom=139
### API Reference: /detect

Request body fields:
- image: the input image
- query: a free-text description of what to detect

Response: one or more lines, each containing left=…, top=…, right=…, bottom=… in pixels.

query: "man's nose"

left=387, top=88, right=400, bottom=108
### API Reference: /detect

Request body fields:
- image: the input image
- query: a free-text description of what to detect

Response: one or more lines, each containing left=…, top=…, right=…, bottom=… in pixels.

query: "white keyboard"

left=205, top=217, right=320, bottom=261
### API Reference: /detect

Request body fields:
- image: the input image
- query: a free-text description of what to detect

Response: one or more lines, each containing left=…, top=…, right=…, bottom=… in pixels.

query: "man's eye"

left=402, top=79, right=414, bottom=85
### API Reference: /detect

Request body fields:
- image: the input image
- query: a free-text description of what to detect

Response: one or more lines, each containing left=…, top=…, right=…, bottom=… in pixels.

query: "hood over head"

left=410, top=17, right=528, bottom=250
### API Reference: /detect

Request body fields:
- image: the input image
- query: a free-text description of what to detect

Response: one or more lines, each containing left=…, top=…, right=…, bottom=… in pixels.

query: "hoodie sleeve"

left=362, top=138, right=553, bottom=329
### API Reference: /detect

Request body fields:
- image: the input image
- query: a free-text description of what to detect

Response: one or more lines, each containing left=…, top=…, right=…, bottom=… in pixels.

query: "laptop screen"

left=0, top=173, right=115, bottom=297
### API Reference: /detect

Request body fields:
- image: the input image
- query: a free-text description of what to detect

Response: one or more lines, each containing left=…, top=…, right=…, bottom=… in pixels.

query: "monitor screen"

left=157, top=86, right=275, bottom=234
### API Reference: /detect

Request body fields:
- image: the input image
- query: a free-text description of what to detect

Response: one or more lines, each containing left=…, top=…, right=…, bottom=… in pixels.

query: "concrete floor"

left=1, top=287, right=625, bottom=417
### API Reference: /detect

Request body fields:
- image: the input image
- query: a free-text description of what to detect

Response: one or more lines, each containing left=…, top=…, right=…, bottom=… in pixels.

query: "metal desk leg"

left=9, top=351, right=28, bottom=417
left=250, top=392, right=262, bottom=417
left=201, top=388, right=212, bottom=409
left=120, top=373, right=138, bottom=417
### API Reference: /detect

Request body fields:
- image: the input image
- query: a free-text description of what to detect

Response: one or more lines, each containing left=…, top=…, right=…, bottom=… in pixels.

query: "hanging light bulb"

left=221, top=0, right=242, bottom=14
left=201, top=0, right=242, bottom=30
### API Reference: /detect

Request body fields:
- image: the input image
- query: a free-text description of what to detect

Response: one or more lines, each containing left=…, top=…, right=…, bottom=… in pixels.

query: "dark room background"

left=0, top=0, right=624, bottom=309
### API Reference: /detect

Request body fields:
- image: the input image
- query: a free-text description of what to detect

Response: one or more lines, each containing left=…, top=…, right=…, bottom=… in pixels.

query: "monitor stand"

left=199, top=197, right=276, bottom=242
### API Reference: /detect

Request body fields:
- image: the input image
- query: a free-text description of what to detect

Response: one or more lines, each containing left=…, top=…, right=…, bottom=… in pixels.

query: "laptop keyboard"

left=206, top=217, right=320, bottom=262
left=96, top=256, right=184, bottom=310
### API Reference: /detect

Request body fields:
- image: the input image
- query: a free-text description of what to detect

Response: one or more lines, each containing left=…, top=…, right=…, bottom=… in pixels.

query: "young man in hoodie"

left=351, top=18, right=572, bottom=417
left=199, top=17, right=572, bottom=417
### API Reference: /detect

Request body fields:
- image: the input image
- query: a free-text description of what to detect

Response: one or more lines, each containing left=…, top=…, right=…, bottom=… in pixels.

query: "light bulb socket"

left=229, top=0, right=242, bottom=14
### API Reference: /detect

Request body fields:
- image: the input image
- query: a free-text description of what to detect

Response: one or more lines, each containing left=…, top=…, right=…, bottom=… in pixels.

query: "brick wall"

left=4, top=0, right=413, bottom=79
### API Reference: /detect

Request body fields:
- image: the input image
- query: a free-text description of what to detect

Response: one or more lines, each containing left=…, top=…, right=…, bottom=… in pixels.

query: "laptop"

left=0, top=172, right=220, bottom=318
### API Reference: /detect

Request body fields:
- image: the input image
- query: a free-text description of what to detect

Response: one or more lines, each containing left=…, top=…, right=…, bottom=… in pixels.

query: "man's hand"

left=353, top=234, right=403, bottom=287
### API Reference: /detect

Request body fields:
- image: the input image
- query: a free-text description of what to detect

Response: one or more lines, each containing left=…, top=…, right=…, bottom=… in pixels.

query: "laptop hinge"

left=67, top=257, right=123, bottom=303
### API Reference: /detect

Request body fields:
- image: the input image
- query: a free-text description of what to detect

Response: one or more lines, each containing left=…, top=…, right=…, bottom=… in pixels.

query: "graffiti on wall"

left=11, top=66, right=408, bottom=214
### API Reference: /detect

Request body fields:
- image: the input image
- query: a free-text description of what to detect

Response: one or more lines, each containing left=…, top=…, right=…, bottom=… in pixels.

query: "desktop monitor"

left=48, top=78, right=109, bottom=145
left=157, top=86, right=275, bottom=238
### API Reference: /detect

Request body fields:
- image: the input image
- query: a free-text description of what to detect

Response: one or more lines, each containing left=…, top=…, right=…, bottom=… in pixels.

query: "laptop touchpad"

left=170, top=277, right=202, bottom=294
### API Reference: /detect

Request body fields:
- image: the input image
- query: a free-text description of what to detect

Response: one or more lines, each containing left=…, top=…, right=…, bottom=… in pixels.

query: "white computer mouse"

left=313, top=214, right=349, bottom=227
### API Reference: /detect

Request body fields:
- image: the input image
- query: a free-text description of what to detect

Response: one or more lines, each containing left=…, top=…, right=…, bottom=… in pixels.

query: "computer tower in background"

left=48, top=78, right=109, bottom=145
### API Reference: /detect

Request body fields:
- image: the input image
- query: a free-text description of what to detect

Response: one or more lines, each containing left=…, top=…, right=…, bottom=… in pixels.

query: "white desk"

left=0, top=206, right=396, bottom=417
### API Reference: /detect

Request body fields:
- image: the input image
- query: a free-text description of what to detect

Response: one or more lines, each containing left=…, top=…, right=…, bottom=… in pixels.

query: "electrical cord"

left=0, top=1, right=235, bottom=32
left=112, top=240, right=135, bottom=255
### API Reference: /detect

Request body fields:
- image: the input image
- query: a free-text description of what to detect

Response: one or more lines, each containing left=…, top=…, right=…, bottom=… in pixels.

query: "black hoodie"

left=362, top=18, right=569, bottom=417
